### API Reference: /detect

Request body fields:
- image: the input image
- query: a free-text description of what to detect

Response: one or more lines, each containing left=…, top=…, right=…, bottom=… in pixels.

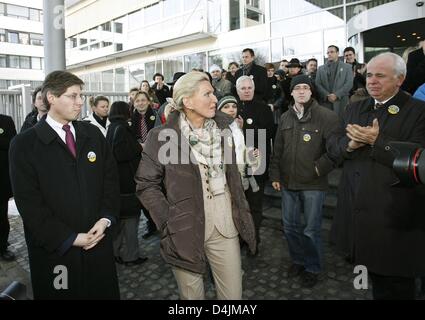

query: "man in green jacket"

left=269, top=74, right=339, bottom=288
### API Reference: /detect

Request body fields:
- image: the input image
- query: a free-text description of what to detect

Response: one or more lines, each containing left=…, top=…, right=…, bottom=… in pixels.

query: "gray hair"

left=236, top=75, right=255, bottom=90
left=368, top=52, right=406, bottom=77
left=172, top=71, right=210, bottom=110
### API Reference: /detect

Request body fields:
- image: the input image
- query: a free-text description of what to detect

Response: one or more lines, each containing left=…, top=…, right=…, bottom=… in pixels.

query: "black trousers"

left=0, top=200, right=10, bottom=252
left=369, top=272, right=416, bottom=300
left=244, top=179, right=265, bottom=244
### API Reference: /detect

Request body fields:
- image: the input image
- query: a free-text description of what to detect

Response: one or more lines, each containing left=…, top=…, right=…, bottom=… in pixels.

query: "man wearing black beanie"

left=269, top=74, right=339, bottom=288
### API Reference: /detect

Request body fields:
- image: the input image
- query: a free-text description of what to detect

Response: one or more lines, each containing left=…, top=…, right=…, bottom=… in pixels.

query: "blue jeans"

left=281, top=189, right=325, bottom=273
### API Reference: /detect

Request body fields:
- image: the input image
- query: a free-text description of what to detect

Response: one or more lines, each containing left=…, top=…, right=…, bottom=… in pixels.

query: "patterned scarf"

left=179, top=112, right=226, bottom=196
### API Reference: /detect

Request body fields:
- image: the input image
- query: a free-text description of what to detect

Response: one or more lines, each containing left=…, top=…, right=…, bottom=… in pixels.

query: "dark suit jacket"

left=235, top=63, right=268, bottom=102
left=9, top=119, right=120, bottom=299
left=0, top=115, right=16, bottom=201
left=402, top=48, right=425, bottom=94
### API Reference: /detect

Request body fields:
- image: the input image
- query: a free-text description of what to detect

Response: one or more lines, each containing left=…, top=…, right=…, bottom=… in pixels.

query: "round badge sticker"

left=388, top=105, right=399, bottom=115
left=0, top=128, right=4, bottom=134
left=303, top=134, right=311, bottom=142
left=150, top=115, right=155, bottom=121
left=87, top=151, right=97, bottom=163
left=246, top=118, right=253, bottom=125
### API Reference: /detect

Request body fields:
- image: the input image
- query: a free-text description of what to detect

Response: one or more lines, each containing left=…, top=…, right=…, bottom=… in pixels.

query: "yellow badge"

left=227, top=136, right=233, bottom=148
left=247, top=118, right=253, bottom=125
left=150, top=115, right=155, bottom=121
left=388, top=105, right=399, bottom=115
left=87, top=151, right=96, bottom=163
left=303, top=134, right=311, bottom=142
left=0, top=128, right=4, bottom=134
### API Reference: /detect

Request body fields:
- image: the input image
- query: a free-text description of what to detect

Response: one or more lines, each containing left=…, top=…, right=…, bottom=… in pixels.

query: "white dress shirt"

left=45, top=114, right=76, bottom=143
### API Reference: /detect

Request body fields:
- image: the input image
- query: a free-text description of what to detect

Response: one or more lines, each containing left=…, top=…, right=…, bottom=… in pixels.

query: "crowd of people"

left=1, top=41, right=425, bottom=300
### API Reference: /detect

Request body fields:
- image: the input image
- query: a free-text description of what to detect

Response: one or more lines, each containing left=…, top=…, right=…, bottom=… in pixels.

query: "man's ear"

left=46, top=91, right=55, bottom=106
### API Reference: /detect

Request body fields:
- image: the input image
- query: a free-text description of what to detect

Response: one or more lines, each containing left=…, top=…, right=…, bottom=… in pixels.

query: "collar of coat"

left=34, top=117, right=90, bottom=146
left=288, top=98, right=317, bottom=122
left=359, top=90, right=409, bottom=114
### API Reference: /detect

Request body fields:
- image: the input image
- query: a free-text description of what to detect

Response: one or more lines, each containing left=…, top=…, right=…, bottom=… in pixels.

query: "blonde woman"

left=135, top=72, right=256, bottom=300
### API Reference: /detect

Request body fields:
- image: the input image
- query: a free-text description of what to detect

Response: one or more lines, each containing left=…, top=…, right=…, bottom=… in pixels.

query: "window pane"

left=114, top=22, right=123, bottom=33
left=0, top=4, right=5, bottom=15
left=129, top=63, right=145, bottom=88
left=101, top=22, right=111, bottom=32
left=19, top=32, right=29, bottom=45
left=8, top=55, right=20, bottom=68
left=144, top=61, right=161, bottom=83
left=29, top=8, right=40, bottom=21
left=20, top=56, right=30, bottom=69
left=90, top=43, right=100, bottom=50
left=115, top=68, right=125, bottom=92
left=102, top=70, right=114, bottom=91
left=0, top=29, right=5, bottom=42
left=7, top=4, right=29, bottom=19
left=68, top=37, right=77, bottom=48
left=229, top=0, right=240, bottom=31
left=89, top=72, right=101, bottom=91
left=80, top=38, right=87, bottom=45
left=31, top=57, right=42, bottom=69
left=0, top=55, right=6, bottom=68
left=7, top=31, right=19, bottom=43
left=30, top=33, right=43, bottom=46
left=284, top=31, right=322, bottom=57
left=184, top=52, right=206, bottom=72
left=163, top=57, right=183, bottom=83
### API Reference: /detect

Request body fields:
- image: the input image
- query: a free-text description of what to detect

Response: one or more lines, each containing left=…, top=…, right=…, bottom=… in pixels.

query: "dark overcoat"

left=9, top=119, right=120, bottom=299
left=0, top=115, right=16, bottom=201
left=329, top=90, right=425, bottom=276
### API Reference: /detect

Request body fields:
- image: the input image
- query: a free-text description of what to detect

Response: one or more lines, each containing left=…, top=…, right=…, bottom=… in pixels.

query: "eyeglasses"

left=62, top=94, right=86, bottom=102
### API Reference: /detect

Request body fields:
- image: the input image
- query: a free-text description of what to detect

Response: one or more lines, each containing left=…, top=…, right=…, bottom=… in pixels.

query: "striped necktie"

left=139, top=114, right=148, bottom=143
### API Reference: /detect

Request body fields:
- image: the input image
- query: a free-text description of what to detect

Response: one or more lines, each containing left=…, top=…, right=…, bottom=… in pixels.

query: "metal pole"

left=43, top=0, right=66, bottom=74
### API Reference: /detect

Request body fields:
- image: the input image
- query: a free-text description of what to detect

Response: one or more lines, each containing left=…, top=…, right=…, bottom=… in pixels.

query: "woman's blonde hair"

left=172, top=71, right=210, bottom=110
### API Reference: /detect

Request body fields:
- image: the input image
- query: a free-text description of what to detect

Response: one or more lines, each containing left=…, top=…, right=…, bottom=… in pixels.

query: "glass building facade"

left=67, top=0, right=406, bottom=91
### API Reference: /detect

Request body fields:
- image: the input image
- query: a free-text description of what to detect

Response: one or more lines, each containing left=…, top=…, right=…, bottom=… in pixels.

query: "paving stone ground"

left=0, top=200, right=378, bottom=300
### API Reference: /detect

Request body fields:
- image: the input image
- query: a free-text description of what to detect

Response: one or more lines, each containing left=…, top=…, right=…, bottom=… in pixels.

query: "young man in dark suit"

left=9, top=71, right=120, bottom=299
left=0, top=114, right=17, bottom=261
left=234, top=48, right=268, bottom=102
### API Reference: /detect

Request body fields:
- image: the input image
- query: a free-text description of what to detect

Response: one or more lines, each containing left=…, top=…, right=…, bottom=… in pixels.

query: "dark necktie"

left=62, top=124, right=76, bottom=158
left=139, top=114, right=148, bottom=143
left=374, top=102, right=384, bottom=110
